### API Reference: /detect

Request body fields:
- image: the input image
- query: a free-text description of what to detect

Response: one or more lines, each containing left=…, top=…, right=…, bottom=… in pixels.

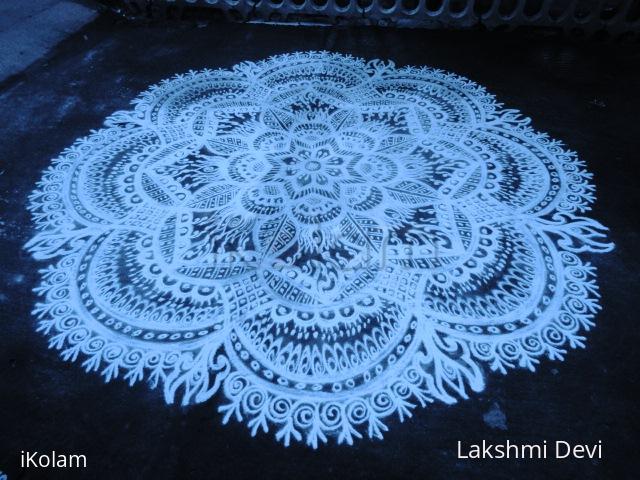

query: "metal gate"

left=113, top=0, right=639, bottom=39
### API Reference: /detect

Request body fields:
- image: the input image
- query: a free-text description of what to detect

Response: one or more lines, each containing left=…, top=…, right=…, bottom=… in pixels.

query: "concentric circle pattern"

left=27, top=52, right=613, bottom=447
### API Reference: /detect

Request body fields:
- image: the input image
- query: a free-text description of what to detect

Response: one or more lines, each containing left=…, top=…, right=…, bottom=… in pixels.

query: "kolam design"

left=27, top=52, right=613, bottom=447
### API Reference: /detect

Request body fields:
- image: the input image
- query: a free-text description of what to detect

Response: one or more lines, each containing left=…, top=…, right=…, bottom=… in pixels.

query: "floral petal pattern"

left=27, top=51, right=613, bottom=447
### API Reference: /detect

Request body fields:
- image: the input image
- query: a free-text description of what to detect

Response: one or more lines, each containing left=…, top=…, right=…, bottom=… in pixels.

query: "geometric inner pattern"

left=27, top=52, right=613, bottom=447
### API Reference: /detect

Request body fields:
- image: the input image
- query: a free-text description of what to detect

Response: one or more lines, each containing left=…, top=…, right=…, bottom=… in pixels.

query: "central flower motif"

left=276, top=141, right=352, bottom=224
left=214, top=108, right=414, bottom=229
left=280, top=144, right=347, bottom=195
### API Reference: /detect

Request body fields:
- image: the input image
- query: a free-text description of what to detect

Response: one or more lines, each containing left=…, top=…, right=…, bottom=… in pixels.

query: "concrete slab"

left=0, top=0, right=61, bottom=32
left=0, top=1, right=98, bottom=82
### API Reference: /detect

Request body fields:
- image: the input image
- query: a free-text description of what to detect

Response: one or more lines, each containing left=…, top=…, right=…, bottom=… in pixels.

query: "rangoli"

left=27, top=52, right=613, bottom=447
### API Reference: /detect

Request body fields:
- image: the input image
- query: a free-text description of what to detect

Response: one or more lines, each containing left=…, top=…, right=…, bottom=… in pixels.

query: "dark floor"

left=1, top=14, right=640, bottom=480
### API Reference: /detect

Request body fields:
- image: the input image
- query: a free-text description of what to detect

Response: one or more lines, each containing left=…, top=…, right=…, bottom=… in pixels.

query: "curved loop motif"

left=27, top=51, right=613, bottom=447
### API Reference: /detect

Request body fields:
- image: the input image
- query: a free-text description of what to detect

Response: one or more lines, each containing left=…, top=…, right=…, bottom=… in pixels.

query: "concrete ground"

left=0, top=0, right=99, bottom=82
left=0, top=9, right=639, bottom=480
